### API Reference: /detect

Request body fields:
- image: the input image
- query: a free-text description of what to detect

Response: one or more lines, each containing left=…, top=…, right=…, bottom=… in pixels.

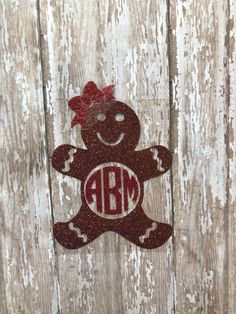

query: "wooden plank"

left=0, top=0, right=59, bottom=313
left=39, top=0, right=174, bottom=313
left=169, top=0, right=231, bottom=313
left=228, top=1, right=236, bottom=312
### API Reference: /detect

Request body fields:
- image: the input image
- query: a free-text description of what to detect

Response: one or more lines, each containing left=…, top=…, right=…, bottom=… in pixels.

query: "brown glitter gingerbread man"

left=52, top=81, right=173, bottom=249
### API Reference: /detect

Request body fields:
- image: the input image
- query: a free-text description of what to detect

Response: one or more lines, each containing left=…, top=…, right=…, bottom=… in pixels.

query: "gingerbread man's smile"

left=97, top=132, right=125, bottom=146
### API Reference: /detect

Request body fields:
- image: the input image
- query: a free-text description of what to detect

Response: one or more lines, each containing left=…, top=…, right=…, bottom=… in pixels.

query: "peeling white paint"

left=186, top=293, right=196, bottom=304
left=1, top=1, right=60, bottom=312
left=171, top=1, right=233, bottom=313
left=2, top=0, right=234, bottom=313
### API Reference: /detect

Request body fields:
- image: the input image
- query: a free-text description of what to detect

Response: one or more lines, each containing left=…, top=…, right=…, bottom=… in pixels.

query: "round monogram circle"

left=84, top=162, right=141, bottom=219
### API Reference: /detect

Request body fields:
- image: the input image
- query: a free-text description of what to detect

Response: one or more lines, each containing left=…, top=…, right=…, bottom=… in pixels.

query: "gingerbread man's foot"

left=137, top=221, right=173, bottom=249
left=53, top=205, right=105, bottom=249
left=114, top=207, right=172, bottom=249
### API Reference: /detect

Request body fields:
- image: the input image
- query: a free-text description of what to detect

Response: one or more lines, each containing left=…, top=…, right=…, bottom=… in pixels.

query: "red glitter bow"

left=68, top=81, right=115, bottom=127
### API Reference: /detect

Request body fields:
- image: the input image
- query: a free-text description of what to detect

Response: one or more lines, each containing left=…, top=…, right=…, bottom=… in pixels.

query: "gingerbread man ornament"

left=52, top=81, right=173, bottom=249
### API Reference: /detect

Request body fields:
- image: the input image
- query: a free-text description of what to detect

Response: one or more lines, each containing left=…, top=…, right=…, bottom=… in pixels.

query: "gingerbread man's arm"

left=134, top=145, right=173, bottom=181
left=51, top=144, right=88, bottom=180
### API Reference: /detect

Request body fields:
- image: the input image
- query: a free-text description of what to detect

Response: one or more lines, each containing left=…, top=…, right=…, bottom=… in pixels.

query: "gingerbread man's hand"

left=134, top=145, right=173, bottom=181
left=51, top=144, right=87, bottom=180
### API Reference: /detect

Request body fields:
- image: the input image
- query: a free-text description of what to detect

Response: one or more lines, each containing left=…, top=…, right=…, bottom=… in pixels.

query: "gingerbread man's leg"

left=113, top=206, right=172, bottom=249
left=53, top=204, right=106, bottom=249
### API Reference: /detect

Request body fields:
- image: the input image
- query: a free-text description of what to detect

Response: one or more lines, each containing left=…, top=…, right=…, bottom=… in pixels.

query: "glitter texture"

left=69, top=81, right=115, bottom=127
left=52, top=82, right=173, bottom=250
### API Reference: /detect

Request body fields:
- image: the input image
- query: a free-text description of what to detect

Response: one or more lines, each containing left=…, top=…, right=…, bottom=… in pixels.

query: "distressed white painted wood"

left=0, top=0, right=59, bottom=313
left=228, top=1, right=236, bottom=313
left=39, top=0, right=173, bottom=313
left=1, top=0, right=236, bottom=313
left=169, top=0, right=236, bottom=313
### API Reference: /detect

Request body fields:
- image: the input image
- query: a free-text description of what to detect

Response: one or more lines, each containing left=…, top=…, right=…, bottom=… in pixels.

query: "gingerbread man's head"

left=69, top=82, right=140, bottom=152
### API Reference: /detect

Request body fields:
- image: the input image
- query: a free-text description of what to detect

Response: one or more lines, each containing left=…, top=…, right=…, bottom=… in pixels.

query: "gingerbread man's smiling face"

left=81, top=101, right=140, bottom=152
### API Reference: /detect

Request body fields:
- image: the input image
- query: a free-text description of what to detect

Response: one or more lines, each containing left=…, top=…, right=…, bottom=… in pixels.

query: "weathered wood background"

left=1, top=0, right=235, bottom=313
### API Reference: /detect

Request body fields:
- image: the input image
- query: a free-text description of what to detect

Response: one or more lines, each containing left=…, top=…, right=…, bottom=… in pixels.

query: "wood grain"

left=1, top=0, right=236, bottom=313
left=228, top=0, right=236, bottom=313
left=39, top=0, right=173, bottom=313
left=0, top=0, right=59, bottom=313
left=169, top=0, right=236, bottom=313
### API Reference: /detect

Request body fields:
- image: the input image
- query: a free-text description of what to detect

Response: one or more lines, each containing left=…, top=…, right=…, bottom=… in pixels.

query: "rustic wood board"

left=1, top=0, right=235, bottom=313
left=228, top=1, right=236, bottom=313
left=0, top=0, right=59, bottom=313
left=169, top=0, right=236, bottom=313
left=39, top=0, right=173, bottom=313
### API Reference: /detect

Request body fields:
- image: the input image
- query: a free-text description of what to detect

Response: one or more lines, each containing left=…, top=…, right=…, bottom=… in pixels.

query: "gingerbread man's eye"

left=97, top=113, right=106, bottom=121
left=115, top=113, right=125, bottom=121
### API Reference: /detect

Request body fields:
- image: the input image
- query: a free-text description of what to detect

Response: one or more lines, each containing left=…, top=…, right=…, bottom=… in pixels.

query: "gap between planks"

left=36, top=0, right=61, bottom=312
